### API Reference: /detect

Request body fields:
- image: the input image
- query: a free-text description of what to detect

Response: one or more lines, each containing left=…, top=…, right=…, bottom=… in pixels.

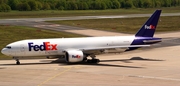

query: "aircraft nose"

left=1, top=48, right=8, bottom=55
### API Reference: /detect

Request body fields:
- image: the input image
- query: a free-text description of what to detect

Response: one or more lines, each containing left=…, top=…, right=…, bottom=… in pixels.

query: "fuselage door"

left=20, top=44, right=26, bottom=55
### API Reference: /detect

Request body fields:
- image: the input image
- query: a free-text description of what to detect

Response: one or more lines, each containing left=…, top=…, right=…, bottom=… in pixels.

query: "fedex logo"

left=28, top=42, right=57, bottom=51
left=72, top=55, right=81, bottom=58
left=145, top=25, right=155, bottom=29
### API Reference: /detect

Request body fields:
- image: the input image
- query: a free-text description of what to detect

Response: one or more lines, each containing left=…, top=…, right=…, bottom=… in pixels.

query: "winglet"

left=135, top=10, right=161, bottom=37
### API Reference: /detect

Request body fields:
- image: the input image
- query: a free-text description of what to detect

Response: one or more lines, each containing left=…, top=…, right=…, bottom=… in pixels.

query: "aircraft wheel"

left=93, top=59, right=100, bottom=63
left=87, top=59, right=92, bottom=63
left=83, top=57, right=88, bottom=61
left=16, top=61, right=20, bottom=65
left=87, top=59, right=100, bottom=63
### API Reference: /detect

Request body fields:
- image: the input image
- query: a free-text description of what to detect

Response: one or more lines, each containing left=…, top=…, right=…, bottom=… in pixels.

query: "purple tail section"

left=126, top=10, right=162, bottom=51
left=135, top=10, right=161, bottom=37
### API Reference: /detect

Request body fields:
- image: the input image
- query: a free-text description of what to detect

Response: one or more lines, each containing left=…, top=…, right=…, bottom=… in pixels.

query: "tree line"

left=0, top=0, right=180, bottom=12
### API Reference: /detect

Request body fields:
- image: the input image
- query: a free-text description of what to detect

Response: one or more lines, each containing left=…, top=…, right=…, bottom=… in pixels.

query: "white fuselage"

left=4, top=36, right=135, bottom=57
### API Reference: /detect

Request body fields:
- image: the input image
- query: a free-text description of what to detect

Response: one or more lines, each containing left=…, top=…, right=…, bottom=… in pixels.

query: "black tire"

left=16, top=61, right=20, bottom=65
left=87, top=59, right=92, bottom=63
left=93, top=59, right=100, bottom=63
left=96, top=59, right=100, bottom=62
left=83, top=57, right=88, bottom=61
left=87, top=59, right=100, bottom=63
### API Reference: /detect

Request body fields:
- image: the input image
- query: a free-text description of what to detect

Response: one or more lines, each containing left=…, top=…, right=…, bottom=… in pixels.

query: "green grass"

left=0, top=7, right=180, bottom=19
left=48, top=16, right=180, bottom=34
left=0, top=25, right=83, bottom=59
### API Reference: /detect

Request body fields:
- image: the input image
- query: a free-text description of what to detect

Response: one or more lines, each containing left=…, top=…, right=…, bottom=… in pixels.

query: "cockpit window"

left=5, top=46, right=11, bottom=49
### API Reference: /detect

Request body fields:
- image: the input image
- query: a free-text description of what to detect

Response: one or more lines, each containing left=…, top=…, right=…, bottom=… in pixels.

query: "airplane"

left=1, top=10, right=162, bottom=65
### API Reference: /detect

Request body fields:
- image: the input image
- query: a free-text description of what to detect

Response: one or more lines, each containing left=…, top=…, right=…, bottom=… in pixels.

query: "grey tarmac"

left=1, top=13, right=180, bottom=86
left=1, top=43, right=180, bottom=86
left=1, top=12, right=180, bottom=36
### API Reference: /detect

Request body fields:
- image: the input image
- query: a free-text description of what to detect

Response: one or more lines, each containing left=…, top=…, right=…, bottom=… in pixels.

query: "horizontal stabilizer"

left=143, top=39, right=161, bottom=44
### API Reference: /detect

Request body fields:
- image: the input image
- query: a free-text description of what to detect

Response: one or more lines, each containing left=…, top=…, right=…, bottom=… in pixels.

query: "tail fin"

left=135, top=10, right=161, bottom=37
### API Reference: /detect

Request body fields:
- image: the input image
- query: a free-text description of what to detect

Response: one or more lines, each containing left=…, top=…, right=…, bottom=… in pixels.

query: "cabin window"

left=6, top=46, right=11, bottom=49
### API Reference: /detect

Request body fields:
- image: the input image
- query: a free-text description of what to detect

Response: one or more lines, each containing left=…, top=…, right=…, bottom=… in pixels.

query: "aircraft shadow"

left=64, top=57, right=164, bottom=68
left=68, top=62, right=143, bottom=68
left=0, top=67, right=6, bottom=69
left=0, top=62, right=59, bottom=66
left=0, top=57, right=164, bottom=69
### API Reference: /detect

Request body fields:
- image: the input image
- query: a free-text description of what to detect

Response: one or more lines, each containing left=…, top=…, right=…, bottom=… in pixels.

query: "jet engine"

left=64, top=50, right=84, bottom=62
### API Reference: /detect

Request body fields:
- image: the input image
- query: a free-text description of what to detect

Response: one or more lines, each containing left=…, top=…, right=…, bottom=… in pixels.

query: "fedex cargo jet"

left=1, top=10, right=162, bottom=65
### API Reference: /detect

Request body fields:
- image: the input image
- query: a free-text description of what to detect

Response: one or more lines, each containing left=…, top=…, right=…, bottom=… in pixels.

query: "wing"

left=80, top=45, right=150, bottom=51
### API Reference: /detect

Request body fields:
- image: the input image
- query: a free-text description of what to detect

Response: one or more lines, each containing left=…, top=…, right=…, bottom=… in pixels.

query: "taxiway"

left=0, top=13, right=180, bottom=86
left=0, top=32, right=180, bottom=86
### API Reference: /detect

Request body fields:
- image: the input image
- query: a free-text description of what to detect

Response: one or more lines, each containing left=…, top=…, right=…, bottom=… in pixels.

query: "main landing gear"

left=86, top=55, right=100, bottom=63
left=13, top=57, right=20, bottom=65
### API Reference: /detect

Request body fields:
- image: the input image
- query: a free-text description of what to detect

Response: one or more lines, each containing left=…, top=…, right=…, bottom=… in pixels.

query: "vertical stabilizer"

left=135, top=10, right=161, bottom=37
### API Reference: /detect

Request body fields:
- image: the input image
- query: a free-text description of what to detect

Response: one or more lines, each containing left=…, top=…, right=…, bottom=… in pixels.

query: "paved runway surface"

left=1, top=12, right=180, bottom=36
left=0, top=44, right=180, bottom=86
left=1, top=12, right=180, bottom=22
left=0, top=31, right=180, bottom=86
left=1, top=13, right=180, bottom=86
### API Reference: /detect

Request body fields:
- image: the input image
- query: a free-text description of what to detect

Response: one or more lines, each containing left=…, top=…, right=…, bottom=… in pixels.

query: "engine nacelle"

left=65, top=50, right=84, bottom=63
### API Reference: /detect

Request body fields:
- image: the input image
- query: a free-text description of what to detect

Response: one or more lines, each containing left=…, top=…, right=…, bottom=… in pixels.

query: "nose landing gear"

left=13, top=57, right=20, bottom=65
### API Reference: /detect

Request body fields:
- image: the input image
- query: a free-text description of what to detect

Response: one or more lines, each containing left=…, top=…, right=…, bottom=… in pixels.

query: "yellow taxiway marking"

left=37, top=67, right=72, bottom=86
